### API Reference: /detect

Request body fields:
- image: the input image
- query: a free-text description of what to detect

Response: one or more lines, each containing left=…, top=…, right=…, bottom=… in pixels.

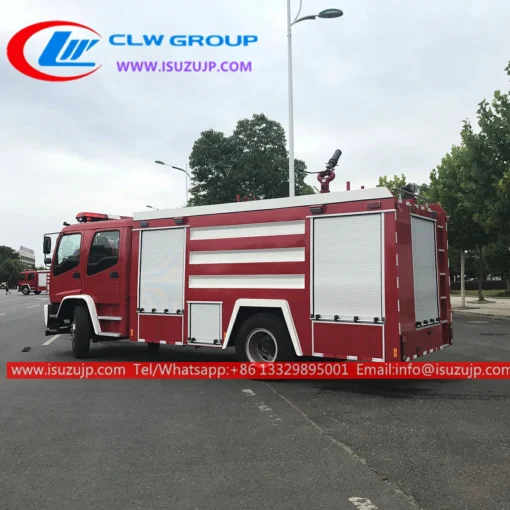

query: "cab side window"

left=19, top=274, right=26, bottom=281
left=53, top=233, right=82, bottom=277
left=87, top=230, right=120, bottom=276
left=28, top=273, right=35, bottom=280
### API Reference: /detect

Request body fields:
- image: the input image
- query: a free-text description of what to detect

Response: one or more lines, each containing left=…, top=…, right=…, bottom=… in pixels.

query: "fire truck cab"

left=18, top=269, right=49, bottom=295
left=43, top=185, right=453, bottom=362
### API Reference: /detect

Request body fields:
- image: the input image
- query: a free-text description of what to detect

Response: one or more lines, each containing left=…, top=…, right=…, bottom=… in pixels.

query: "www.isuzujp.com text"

left=116, top=61, right=252, bottom=73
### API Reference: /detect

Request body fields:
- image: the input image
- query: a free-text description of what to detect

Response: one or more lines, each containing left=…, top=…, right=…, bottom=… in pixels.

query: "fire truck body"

left=44, top=187, right=452, bottom=361
left=18, top=269, right=49, bottom=295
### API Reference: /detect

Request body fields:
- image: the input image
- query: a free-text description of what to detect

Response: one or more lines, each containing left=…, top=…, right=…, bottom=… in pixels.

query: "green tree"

left=452, top=61, right=510, bottom=299
left=0, top=258, right=24, bottom=288
left=188, top=113, right=314, bottom=206
left=0, top=246, right=19, bottom=266
left=429, top=144, right=488, bottom=302
left=376, top=174, right=407, bottom=196
left=484, top=237, right=510, bottom=292
left=476, top=62, right=510, bottom=235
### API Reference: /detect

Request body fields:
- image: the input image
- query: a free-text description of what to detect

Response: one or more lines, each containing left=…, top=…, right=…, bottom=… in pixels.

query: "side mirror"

left=43, top=236, right=51, bottom=255
left=44, top=257, right=52, bottom=266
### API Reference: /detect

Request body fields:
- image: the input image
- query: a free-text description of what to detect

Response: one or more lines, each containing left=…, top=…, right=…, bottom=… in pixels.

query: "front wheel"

left=72, top=304, right=92, bottom=358
left=235, top=313, right=296, bottom=362
left=22, top=287, right=30, bottom=295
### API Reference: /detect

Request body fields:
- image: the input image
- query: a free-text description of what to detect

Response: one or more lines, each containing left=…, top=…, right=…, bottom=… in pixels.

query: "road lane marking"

left=0, top=298, right=31, bottom=304
left=27, top=305, right=39, bottom=309
left=241, top=389, right=282, bottom=424
left=349, top=497, right=378, bottom=509
left=43, top=335, right=61, bottom=346
left=0, top=313, right=5, bottom=317
left=264, top=383, right=420, bottom=507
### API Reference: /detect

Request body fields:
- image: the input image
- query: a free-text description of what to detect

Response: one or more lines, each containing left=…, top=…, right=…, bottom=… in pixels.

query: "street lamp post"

left=154, top=160, right=191, bottom=206
left=287, top=2, right=343, bottom=197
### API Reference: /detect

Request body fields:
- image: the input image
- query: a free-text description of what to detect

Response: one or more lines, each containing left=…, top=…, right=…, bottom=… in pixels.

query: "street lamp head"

left=318, top=8, right=343, bottom=19
left=155, top=160, right=165, bottom=165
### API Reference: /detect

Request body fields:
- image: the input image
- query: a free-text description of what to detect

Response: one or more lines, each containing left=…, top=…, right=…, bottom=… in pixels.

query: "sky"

left=1, top=0, right=510, bottom=265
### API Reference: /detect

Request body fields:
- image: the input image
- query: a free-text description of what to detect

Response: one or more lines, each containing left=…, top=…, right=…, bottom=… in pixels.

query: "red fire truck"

left=43, top=155, right=452, bottom=361
left=18, top=269, right=49, bottom=295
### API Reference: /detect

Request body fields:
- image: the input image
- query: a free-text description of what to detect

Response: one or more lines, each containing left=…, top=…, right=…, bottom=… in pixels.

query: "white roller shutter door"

left=313, top=213, right=383, bottom=322
left=37, top=272, right=47, bottom=287
left=139, top=228, right=185, bottom=313
left=411, top=216, right=440, bottom=325
left=189, top=303, right=221, bottom=344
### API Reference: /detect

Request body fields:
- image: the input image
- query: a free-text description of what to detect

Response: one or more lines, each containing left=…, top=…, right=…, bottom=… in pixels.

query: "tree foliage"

left=0, top=246, right=19, bottom=266
left=373, top=63, right=510, bottom=299
left=376, top=174, right=407, bottom=196
left=0, top=258, right=24, bottom=287
left=474, top=62, right=510, bottom=236
left=188, top=113, right=314, bottom=206
left=484, top=236, right=510, bottom=291
left=429, top=144, right=486, bottom=252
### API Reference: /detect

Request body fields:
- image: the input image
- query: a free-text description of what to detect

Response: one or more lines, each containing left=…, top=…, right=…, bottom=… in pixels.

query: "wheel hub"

left=246, top=328, right=278, bottom=362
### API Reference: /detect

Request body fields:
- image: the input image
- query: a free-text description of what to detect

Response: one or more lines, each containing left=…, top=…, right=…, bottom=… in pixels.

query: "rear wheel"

left=147, top=342, right=160, bottom=350
left=34, top=291, right=41, bottom=295
left=235, top=313, right=296, bottom=362
left=72, top=304, right=92, bottom=358
left=22, top=286, right=30, bottom=295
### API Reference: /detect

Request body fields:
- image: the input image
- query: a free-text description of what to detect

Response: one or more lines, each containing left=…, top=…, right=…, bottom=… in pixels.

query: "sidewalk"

left=451, top=295, right=510, bottom=319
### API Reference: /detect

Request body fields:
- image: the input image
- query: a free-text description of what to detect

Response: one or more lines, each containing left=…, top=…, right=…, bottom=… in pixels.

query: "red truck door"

left=82, top=227, right=130, bottom=336
left=51, top=232, right=84, bottom=301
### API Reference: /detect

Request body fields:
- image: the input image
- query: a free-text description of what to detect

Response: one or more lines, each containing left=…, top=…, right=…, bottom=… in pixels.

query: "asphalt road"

left=1, top=292, right=509, bottom=510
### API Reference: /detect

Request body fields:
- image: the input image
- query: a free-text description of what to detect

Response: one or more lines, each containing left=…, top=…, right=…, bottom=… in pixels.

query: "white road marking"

left=264, top=383, right=418, bottom=506
left=0, top=297, right=30, bottom=304
left=43, top=335, right=61, bottom=346
left=0, top=313, right=5, bottom=317
left=241, top=389, right=282, bottom=423
left=27, top=305, right=39, bottom=309
left=467, top=320, right=489, bottom=324
left=349, top=497, right=379, bottom=509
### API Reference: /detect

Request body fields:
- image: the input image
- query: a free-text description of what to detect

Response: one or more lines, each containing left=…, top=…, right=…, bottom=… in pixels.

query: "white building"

left=18, top=246, right=35, bottom=268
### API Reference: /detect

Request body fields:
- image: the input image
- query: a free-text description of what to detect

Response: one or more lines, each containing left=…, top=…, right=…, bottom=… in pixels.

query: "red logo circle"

left=7, top=20, right=102, bottom=82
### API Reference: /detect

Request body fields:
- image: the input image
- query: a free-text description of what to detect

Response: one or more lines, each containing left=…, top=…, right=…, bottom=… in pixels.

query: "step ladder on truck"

left=42, top=150, right=453, bottom=361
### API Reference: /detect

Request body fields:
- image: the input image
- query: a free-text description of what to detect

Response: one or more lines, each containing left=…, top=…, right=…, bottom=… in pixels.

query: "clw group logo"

left=7, top=20, right=259, bottom=82
left=7, top=21, right=102, bottom=82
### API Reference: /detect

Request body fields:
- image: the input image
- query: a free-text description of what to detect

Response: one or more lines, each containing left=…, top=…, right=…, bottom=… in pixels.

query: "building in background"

left=17, top=246, right=35, bottom=268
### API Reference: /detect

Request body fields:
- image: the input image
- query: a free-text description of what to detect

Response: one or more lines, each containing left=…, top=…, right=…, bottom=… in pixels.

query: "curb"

left=452, top=310, right=510, bottom=321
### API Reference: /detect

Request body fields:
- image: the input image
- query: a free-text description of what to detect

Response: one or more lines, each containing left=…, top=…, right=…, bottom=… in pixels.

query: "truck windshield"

left=54, top=233, right=82, bottom=277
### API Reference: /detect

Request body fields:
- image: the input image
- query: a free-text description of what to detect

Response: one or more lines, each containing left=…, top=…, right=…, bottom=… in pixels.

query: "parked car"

left=0, top=282, right=7, bottom=289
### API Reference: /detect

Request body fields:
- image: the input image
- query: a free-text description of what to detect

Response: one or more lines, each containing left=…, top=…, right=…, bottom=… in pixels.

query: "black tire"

left=235, top=313, right=296, bottom=362
left=147, top=342, right=160, bottom=350
left=72, top=304, right=92, bottom=359
left=22, top=286, right=30, bottom=295
left=34, top=291, right=41, bottom=295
